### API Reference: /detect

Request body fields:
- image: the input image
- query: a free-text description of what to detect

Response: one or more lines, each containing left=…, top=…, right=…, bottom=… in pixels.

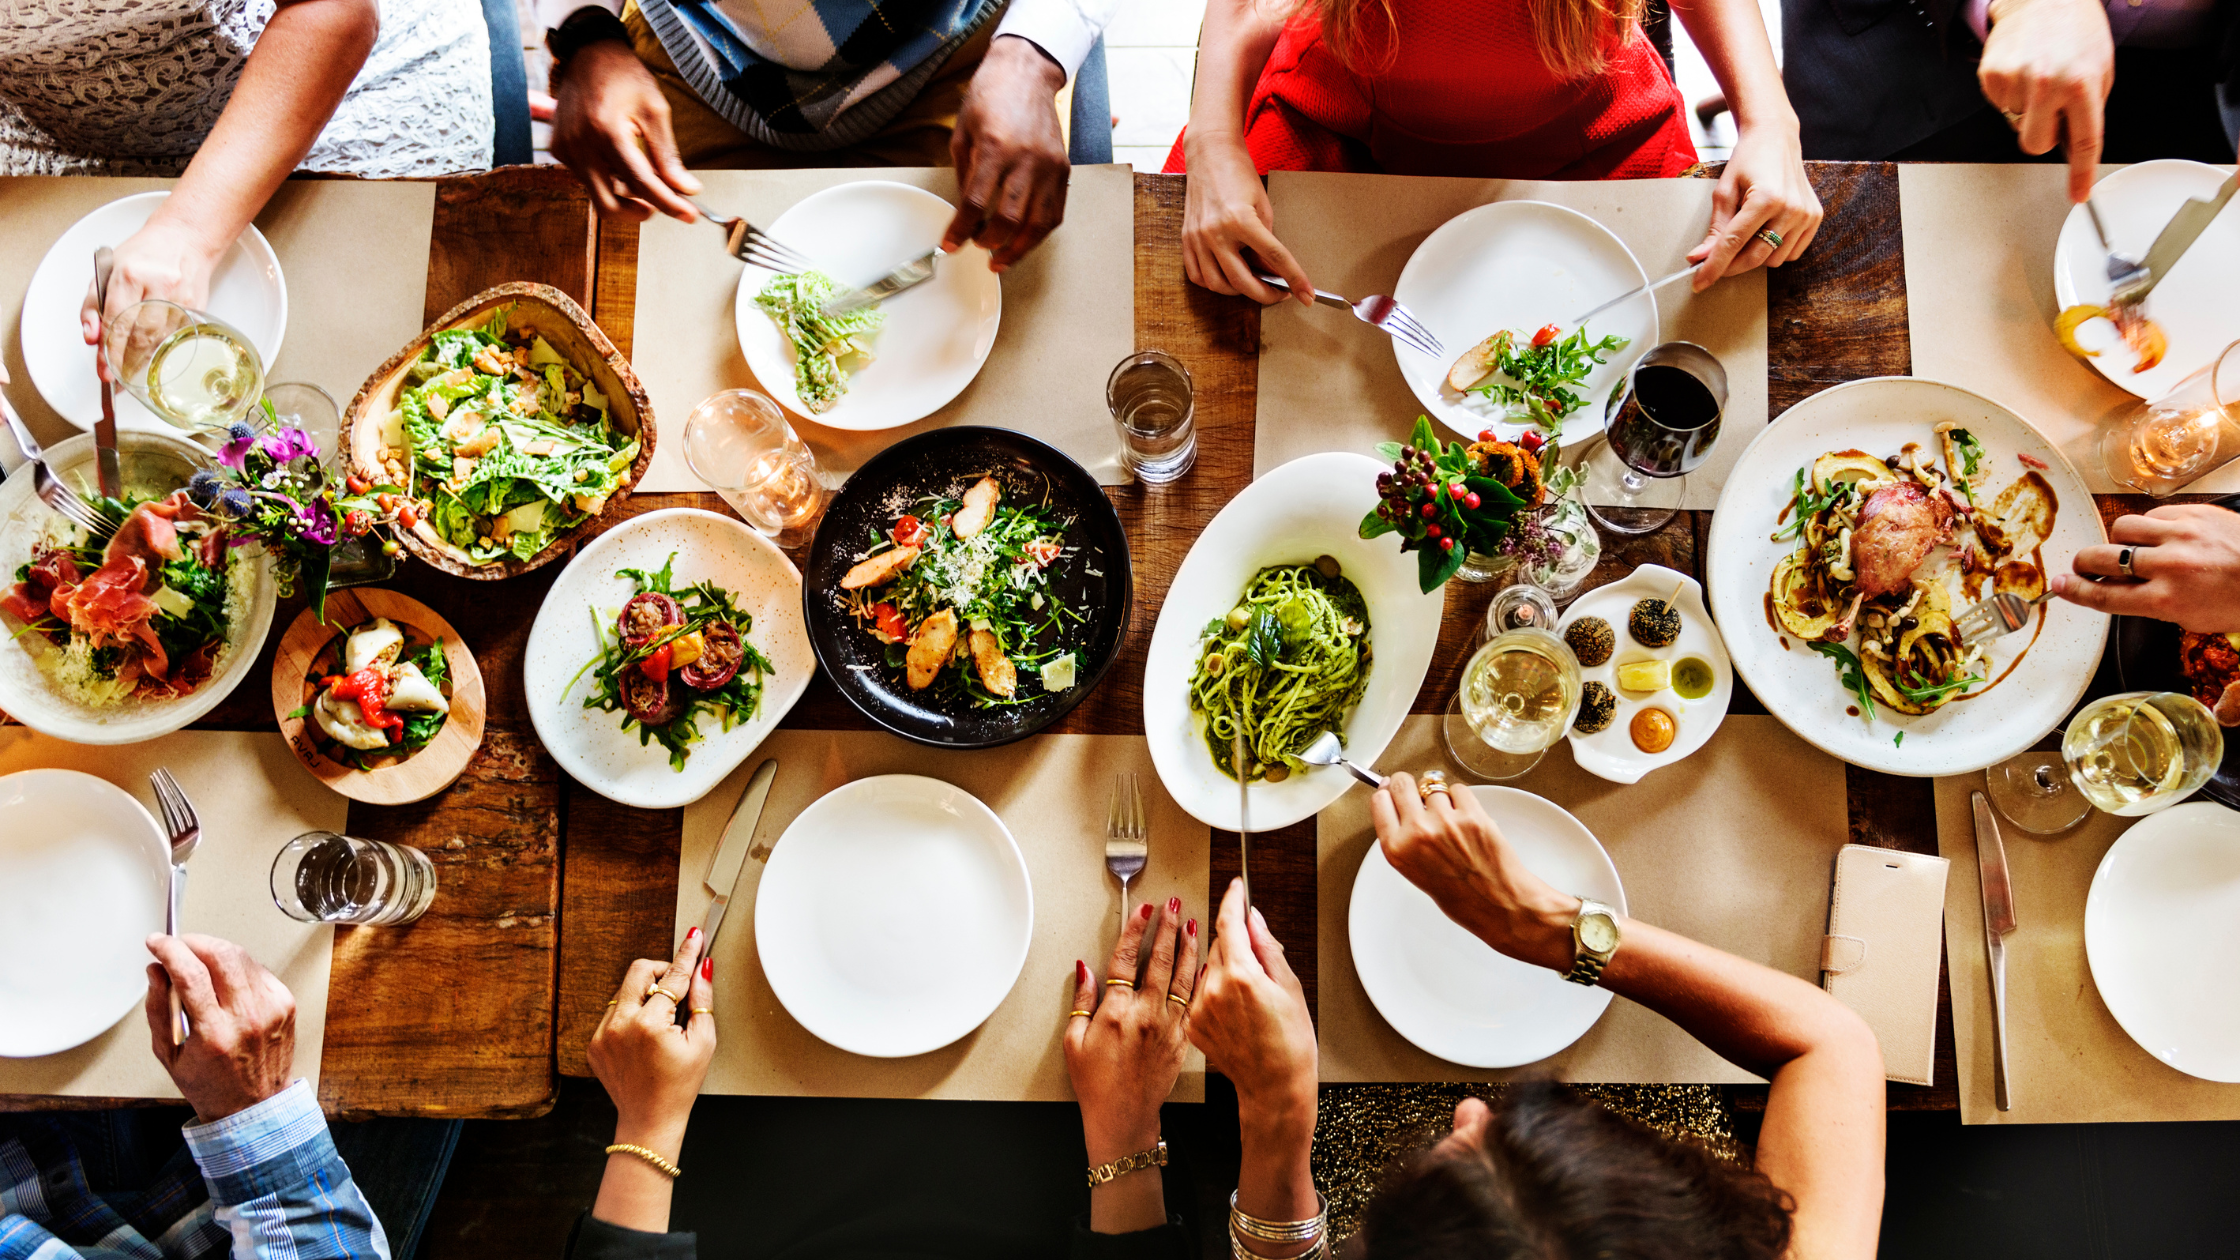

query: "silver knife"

left=2113, top=171, right=2238, bottom=307
left=1569, top=265, right=1695, bottom=329
left=699, top=758, right=778, bottom=952
left=822, top=247, right=942, bottom=316
left=1971, top=790, right=2018, bottom=1112
left=1231, top=731, right=1253, bottom=912
left=91, top=247, right=120, bottom=501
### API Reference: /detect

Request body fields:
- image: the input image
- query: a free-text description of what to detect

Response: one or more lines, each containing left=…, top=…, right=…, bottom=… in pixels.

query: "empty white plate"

left=2085, top=801, right=2240, bottom=1082
left=1391, top=200, right=1657, bottom=444
left=1350, top=786, right=1625, bottom=1068
left=732, top=181, right=1002, bottom=430
left=0, top=769, right=169, bottom=1057
left=21, top=191, right=287, bottom=432
left=756, top=775, right=1033, bottom=1058
left=2055, top=160, right=2240, bottom=400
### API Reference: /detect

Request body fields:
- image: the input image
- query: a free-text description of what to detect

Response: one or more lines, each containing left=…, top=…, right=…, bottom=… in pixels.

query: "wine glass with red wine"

left=1583, top=342, right=1728, bottom=535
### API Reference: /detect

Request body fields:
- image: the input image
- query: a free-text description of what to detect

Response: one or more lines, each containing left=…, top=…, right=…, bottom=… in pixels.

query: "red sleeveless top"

left=1164, top=3, right=1696, bottom=180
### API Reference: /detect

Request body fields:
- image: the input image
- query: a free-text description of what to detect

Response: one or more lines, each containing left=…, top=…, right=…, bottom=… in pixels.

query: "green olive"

left=1226, top=606, right=1252, bottom=630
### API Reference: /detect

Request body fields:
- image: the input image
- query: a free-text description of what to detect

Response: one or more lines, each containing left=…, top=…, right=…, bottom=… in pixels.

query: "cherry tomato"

left=397, top=504, right=421, bottom=529
left=1532, top=324, right=1560, bottom=348
left=344, top=474, right=370, bottom=494
left=891, top=515, right=929, bottom=548
left=1478, top=429, right=1497, bottom=443
left=1519, top=431, right=1546, bottom=454
left=640, top=642, right=673, bottom=685
left=1024, top=537, right=1063, bottom=566
left=871, top=602, right=907, bottom=641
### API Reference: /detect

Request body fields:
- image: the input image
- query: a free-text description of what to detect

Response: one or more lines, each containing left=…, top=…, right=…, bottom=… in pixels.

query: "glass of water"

left=1108, top=350, right=1195, bottom=483
left=103, top=299, right=265, bottom=433
left=270, top=831, right=438, bottom=926
left=684, top=389, right=830, bottom=548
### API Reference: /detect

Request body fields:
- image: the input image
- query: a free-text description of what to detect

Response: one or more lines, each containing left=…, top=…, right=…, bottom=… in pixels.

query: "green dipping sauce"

left=1673, top=657, right=1715, bottom=700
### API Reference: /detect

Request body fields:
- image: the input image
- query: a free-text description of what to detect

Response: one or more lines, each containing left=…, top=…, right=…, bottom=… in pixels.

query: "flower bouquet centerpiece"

left=1361, top=417, right=1550, bottom=592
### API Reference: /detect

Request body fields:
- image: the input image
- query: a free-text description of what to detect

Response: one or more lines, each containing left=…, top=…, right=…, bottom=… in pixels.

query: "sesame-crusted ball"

left=1574, top=682, right=1617, bottom=735
left=1629, top=598, right=1682, bottom=649
left=1564, top=616, right=1615, bottom=667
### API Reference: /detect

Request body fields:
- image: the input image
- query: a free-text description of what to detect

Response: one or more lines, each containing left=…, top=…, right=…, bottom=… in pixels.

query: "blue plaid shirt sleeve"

left=182, top=1082, right=389, bottom=1260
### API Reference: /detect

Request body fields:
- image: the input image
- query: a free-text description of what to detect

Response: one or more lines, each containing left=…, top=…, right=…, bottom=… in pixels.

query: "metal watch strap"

left=1562, top=954, right=1608, bottom=986
left=1564, top=897, right=1618, bottom=987
left=1086, top=1138, right=1167, bottom=1188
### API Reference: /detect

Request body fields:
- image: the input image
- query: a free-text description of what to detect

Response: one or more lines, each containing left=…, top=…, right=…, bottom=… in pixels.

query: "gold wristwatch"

left=1563, top=898, right=1621, bottom=986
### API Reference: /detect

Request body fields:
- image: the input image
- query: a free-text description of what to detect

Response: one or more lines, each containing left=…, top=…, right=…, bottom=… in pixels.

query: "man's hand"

left=1979, top=0, right=2115, bottom=202
left=144, top=934, right=297, bottom=1124
left=2055, top=504, right=2240, bottom=631
left=550, top=39, right=702, bottom=222
left=942, top=35, right=1070, bottom=271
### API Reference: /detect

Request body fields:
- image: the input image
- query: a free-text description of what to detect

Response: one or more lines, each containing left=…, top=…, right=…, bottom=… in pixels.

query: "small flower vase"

left=1524, top=496, right=1601, bottom=601
left=1453, top=548, right=1513, bottom=585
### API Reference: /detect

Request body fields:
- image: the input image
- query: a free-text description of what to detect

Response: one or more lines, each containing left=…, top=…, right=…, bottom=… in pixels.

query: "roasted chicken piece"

left=951, top=476, right=1001, bottom=540
left=1852, top=480, right=1955, bottom=599
left=969, top=627, right=1016, bottom=697
left=906, top=609, right=959, bottom=690
left=841, top=545, right=920, bottom=590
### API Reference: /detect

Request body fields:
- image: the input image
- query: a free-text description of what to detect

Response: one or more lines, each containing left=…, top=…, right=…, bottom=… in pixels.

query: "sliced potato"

left=1446, top=331, right=1511, bottom=392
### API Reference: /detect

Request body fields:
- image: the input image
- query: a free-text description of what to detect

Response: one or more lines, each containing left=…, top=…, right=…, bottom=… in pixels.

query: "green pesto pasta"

left=1189, top=561, right=1373, bottom=783
left=755, top=270, right=885, bottom=413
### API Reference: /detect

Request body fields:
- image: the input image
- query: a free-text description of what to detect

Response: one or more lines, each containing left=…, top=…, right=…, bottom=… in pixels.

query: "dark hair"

left=1359, top=1082, right=1794, bottom=1260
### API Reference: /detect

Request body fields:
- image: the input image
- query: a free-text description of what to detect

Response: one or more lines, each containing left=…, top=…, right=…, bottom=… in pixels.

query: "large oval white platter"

left=1705, top=378, right=2106, bottom=776
left=2054, top=159, right=2240, bottom=401
left=1144, top=452, right=1443, bottom=831
left=2085, top=801, right=2240, bottom=1082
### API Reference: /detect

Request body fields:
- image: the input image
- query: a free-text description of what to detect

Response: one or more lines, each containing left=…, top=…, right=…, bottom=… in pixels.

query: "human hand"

left=144, top=933, right=297, bottom=1124
left=80, top=217, right=226, bottom=354
left=1979, top=0, right=2114, bottom=202
left=1372, top=772, right=1580, bottom=972
left=1067, top=897, right=1200, bottom=1163
left=1687, top=116, right=1821, bottom=288
left=550, top=39, right=701, bottom=222
left=587, top=926, right=717, bottom=1158
left=1180, top=129, right=1311, bottom=306
left=942, top=36, right=1070, bottom=271
left=2053, top=505, right=2240, bottom=631
left=1186, top=879, right=1316, bottom=1137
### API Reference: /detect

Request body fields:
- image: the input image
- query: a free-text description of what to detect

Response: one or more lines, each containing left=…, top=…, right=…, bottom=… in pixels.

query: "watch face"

left=1579, top=913, right=1619, bottom=954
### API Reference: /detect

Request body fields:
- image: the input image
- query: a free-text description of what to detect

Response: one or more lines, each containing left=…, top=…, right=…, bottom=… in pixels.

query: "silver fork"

left=2085, top=196, right=2148, bottom=303
left=2, top=389, right=118, bottom=541
left=1253, top=273, right=1444, bottom=357
left=1104, top=772, right=1148, bottom=917
left=1954, top=589, right=2055, bottom=645
left=689, top=200, right=816, bottom=274
left=150, top=768, right=203, bottom=1046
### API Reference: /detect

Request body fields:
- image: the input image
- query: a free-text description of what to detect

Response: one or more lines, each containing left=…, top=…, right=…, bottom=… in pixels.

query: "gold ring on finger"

left=1417, top=770, right=1451, bottom=804
left=605, top=999, right=619, bottom=1008
left=690, top=1007, right=714, bottom=1015
left=1069, top=1009, right=1093, bottom=1019
left=646, top=983, right=683, bottom=1003
left=1755, top=227, right=1782, bottom=249
left=1167, top=993, right=1190, bottom=1010
left=2002, top=108, right=2025, bottom=129
left=1105, top=978, right=1135, bottom=989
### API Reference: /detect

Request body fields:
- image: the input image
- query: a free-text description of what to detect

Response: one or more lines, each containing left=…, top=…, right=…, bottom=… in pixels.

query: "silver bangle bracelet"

left=1230, top=1226, right=1328, bottom=1260
left=1229, top=1190, right=1329, bottom=1242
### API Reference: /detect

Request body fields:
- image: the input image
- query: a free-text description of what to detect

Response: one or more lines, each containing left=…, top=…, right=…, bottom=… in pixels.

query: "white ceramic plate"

left=0, top=769, right=169, bottom=1057
left=2054, top=160, right=2240, bottom=400
left=0, top=431, right=276, bottom=745
left=732, top=181, right=1001, bottom=431
left=1144, top=452, right=1444, bottom=831
left=2084, top=801, right=2240, bottom=1082
left=523, top=508, right=814, bottom=809
left=21, top=192, right=287, bottom=432
left=1706, top=378, right=2107, bottom=775
left=756, top=774, right=1032, bottom=1057
left=1559, top=563, right=1732, bottom=784
left=1391, top=200, right=1657, bottom=444
left=1351, top=786, right=1624, bottom=1067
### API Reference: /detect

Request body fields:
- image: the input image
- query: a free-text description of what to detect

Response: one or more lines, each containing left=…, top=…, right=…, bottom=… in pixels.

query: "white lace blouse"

left=0, top=0, right=495, bottom=178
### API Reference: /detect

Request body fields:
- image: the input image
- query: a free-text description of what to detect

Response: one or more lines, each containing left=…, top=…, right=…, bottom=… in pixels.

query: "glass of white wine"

left=2061, top=691, right=2224, bottom=817
left=103, top=299, right=264, bottom=433
left=1445, top=584, right=1581, bottom=780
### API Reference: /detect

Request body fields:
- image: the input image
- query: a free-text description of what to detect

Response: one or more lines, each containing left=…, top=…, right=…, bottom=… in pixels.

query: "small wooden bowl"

left=341, top=282, right=656, bottom=580
left=272, top=588, right=487, bottom=805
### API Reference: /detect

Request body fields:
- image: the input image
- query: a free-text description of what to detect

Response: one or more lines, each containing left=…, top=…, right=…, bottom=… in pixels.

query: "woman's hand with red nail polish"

left=587, top=925, right=718, bottom=1174
left=1065, top=896, right=1200, bottom=1233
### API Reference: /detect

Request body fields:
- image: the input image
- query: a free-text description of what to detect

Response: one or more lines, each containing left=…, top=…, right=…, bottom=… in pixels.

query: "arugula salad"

left=1445, top=323, right=1631, bottom=433
left=383, top=304, right=638, bottom=566
left=756, top=271, right=885, bottom=414
left=569, top=554, right=775, bottom=770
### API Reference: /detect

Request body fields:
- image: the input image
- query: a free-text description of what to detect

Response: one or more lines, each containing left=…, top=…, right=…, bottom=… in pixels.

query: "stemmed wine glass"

left=2060, top=691, right=2223, bottom=817
left=1983, top=750, right=2092, bottom=835
left=2101, top=339, right=2240, bottom=496
left=102, top=300, right=264, bottom=433
left=1444, top=584, right=1581, bottom=780
left=1583, top=342, right=1728, bottom=535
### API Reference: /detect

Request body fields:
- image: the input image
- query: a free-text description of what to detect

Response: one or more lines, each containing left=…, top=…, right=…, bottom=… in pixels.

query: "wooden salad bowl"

left=272, top=587, right=487, bottom=805
left=341, top=282, right=656, bottom=580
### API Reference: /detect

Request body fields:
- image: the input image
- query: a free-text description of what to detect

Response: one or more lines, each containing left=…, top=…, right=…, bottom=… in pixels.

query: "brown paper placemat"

left=1934, top=776, right=2240, bottom=1123
left=1318, top=714, right=1846, bottom=1084
left=0, top=729, right=346, bottom=1099
left=0, top=176, right=433, bottom=453
left=1255, top=171, right=1767, bottom=508
left=672, top=730, right=1208, bottom=1101
left=633, top=165, right=1134, bottom=492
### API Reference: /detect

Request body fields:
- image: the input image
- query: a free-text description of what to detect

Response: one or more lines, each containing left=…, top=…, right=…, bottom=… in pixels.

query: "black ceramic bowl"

left=801, top=427, right=1132, bottom=748
left=2111, top=494, right=2240, bottom=810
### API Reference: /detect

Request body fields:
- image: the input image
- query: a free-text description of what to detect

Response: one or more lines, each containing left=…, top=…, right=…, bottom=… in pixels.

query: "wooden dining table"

left=11, top=160, right=2158, bottom=1121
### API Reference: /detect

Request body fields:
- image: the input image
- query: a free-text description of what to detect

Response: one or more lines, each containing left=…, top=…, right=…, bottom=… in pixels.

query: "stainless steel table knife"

left=1972, top=790, right=2018, bottom=1112
left=91, top=247, right=120, bottom=501
left=2114, top=171, right=2239, bottom=307
left=700, top=758, right=778, bottom=951
left=822, top=248, right=942, bottom=315
left=1231, top=731, right=1253, bottom=913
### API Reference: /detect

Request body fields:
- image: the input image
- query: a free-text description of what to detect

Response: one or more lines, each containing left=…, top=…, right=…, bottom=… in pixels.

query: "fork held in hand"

left=690, top=200, right=815, bottom=274
left=2, top=390, right=118, bottom=540
left=150, top=768, right=203, bottom=1046
left=1252, top=273, right=1444, bottom=358
left=1104, top=772, right=1149, bottom=918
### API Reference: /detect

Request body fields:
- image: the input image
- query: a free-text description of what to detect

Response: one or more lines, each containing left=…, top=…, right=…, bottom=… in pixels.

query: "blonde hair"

left=1293, top=0, right=1644, bottom=80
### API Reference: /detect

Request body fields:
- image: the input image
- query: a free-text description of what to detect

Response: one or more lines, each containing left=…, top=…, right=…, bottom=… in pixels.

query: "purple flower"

left=295, top=497, right=339, bottom=546
left=186, top=469, right=224, bottom=509
left=218, top=421, right=257, bottom=469
left=217, top=488, right=255, bottom=519
left=260, top=426, right=320, bottom=465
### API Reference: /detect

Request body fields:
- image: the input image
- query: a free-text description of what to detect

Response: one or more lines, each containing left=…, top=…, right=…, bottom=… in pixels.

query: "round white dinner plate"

left=21, top=192, right=287, bottom=432
left=732, top=181, right=1001, bottom=430
left=1350, top=786, right=1624, bottom=1067
left=1705, top=377, right=2107, bottom=776
left=2055, top=160, right=2240, bottom=400
left=1558, top=563, right=1732, bottom=784
left=1391, top=201, right=1657, bottom=444
left=1143, top=452, right=1444, bottom=832
left=0, top=769, right=169, bottom=1057
left=523, top=508, right=815, bottom=810
left=2085, top=802, right=2240, bottom=1082
left=756, top=774, right=1033, bottom=1057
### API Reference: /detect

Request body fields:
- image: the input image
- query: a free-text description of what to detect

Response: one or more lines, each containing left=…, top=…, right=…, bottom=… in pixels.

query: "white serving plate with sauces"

left=1558, top=563, right=1732, bottom=784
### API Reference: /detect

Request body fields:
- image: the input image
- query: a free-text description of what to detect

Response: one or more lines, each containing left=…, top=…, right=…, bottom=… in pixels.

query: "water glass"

left=2101, top=339, right=2240, bottom=496
left=2061, top=691, right=2223, bottom=817
left=262, top=381, right=340, bottom=468
left=103, top=299, right=264, bottom=433
left=1108, top=350, right=1195, bottom=483
left=683, top=389, right=830, bottom=547
left=270, top=831, right=438, bottom=926
left=1583, top=341, right=1727, bottom=536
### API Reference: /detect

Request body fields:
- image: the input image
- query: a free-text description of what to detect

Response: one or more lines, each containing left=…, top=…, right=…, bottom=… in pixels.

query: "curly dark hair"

left=1359, top=1082, right=1794, bottom=1260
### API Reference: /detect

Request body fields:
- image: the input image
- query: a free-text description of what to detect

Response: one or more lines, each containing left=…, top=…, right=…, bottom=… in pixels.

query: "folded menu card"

left=0, top=730, right=344, bottom=1100
left=671, top=730, right=1208, bottom=1102
left=1934, top=776, right=2240, bottom=1124
left=1318, top=714, right=1846, bottom=1084
left=631, top=165, right=1135, bottom=493
left=1255, top=171, right=1767, bottom=508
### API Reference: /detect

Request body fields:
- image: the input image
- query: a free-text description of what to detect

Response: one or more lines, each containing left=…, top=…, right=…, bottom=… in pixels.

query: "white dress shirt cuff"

left=992, top=0, right=1110, bottom=84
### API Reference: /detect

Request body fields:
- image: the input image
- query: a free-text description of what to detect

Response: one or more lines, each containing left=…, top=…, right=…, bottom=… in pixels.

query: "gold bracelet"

left=1231, top=1231, right=1327, bottom=1260
left=1085, top=1138, right=1167, bottom=1188
left=605, top=1143, right=681, bottom=1179
left=1230, top=1190, right=1329, bottom=1242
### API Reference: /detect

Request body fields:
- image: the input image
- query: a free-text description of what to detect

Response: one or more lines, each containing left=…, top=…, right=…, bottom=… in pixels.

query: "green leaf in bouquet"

left=1359, top=506, right=1398, bottom=539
